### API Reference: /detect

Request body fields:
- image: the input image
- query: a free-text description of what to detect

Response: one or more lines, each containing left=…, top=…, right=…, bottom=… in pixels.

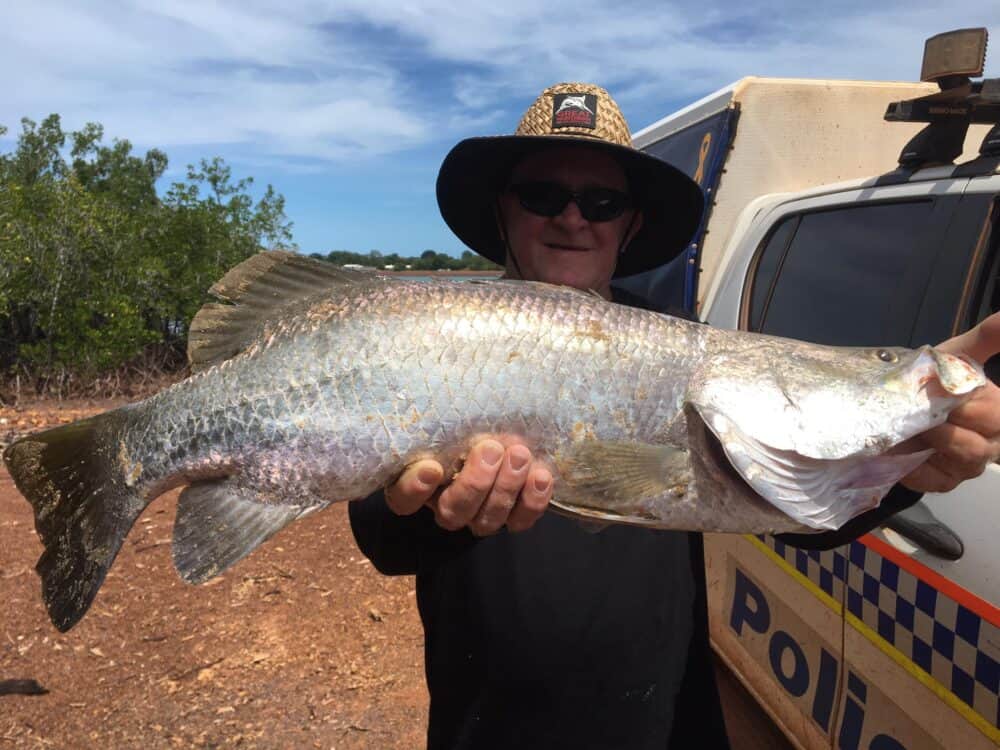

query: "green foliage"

left=0, top=114, right=496, bottom=390
left=0, top=114, right=293, bottom=384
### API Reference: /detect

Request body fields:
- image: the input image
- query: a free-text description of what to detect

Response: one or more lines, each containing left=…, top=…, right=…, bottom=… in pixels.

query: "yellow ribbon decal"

left=693, top=132, right=712, bottom=185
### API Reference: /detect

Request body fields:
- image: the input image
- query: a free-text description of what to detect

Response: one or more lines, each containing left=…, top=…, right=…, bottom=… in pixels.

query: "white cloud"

left=0, top=0, right=427, bottom=159
left=2, top=1, right=997, bottom=166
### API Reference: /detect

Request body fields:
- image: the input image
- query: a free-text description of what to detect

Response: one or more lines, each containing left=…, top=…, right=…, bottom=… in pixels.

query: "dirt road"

left=0, top=398, right=789, bottom=749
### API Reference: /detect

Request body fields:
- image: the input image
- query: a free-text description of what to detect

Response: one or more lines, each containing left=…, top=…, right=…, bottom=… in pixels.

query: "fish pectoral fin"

left=172, top=480, right=309, bottom=584
left=553, top=440, right=690, bottom=511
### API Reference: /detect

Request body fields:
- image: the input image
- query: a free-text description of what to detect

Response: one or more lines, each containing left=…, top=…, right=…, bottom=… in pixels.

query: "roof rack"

left=884, top=28, right=1000, bottom=168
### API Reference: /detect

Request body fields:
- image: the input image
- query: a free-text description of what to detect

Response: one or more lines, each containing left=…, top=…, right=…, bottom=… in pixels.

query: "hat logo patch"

left=552, top=93, right=597, bottom=130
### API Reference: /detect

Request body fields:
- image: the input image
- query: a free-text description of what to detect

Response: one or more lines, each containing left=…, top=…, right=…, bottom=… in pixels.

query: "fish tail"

left=3, top=410, right=146, bottom=631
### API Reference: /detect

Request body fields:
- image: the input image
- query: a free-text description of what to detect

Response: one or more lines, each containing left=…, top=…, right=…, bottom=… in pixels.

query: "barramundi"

left=3, top=251, right=985, bottom=631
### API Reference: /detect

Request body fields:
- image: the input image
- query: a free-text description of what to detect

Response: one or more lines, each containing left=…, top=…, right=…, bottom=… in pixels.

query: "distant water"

left=392, top=274, right=501, bottom=283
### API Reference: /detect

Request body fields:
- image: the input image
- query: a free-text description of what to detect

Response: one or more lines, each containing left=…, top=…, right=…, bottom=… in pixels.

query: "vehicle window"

left=750, top=200, right=943, bottom=346
left=747, top=217, right=797, bottom=331
left=960, top=198, right=1000, bottom=382
left=969, top=242, right=1000, bottom=327
left=963, top=200, right=1000, bottom=327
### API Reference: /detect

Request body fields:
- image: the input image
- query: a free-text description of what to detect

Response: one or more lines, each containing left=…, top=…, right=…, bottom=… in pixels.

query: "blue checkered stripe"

left=759, top=535, right=1000, bottom=729
left=762, top=535, right=849, bottom=601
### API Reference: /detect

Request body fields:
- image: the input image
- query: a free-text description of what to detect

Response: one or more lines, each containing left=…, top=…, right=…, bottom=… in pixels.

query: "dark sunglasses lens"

left=513, top=182, right=570, bottom=216
left=578, top=189, right=630, bottom=221
left=510, top=182, right=631, bottom=222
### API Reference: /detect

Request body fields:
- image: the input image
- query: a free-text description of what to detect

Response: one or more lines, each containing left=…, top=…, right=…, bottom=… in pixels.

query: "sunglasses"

left=507, top=181, right=633, bottom=222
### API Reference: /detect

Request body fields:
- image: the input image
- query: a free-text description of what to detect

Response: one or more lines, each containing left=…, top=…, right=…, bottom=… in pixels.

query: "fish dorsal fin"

left=208, top=250, right=376, bottom=304
left=187, top=251, right=380, bottom=372
left=172, top=478, right=320, bottom=584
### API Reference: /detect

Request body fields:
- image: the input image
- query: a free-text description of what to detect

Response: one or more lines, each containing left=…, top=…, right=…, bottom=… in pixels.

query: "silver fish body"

left=133, top=277, right=711, bottom=517
left=3, top=252, right=985, bottom=630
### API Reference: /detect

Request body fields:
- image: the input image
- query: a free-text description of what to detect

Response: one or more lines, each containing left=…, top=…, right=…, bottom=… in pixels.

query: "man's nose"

left=552, top=197, right=588, bottom=228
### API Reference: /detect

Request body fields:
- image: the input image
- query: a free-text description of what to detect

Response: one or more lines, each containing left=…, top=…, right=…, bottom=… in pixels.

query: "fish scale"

left=3, top=250, right=984, bottom=631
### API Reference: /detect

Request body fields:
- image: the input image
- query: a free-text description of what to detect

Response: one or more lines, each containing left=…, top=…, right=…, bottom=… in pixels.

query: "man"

left=349, top=83, right=1000, bottom=749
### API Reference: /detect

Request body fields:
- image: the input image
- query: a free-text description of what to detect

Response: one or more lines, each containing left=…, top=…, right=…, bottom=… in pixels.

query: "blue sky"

left=2, top=2, right=998, bottom=257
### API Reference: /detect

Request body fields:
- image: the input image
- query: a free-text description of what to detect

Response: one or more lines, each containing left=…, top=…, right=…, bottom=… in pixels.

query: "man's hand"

left=901, top=311, right=1000, bottom=493
left=384, top=439, right=554, bottom=535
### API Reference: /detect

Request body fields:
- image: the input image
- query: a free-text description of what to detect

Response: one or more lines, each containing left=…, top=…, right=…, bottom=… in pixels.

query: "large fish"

left=3, top=251, right=985, bottom=631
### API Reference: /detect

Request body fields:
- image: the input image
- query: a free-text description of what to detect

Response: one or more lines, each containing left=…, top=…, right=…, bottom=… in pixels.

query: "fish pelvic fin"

left=172, top=479, right=318, bottom=584
left=2, top=411, right=144, bottom=632
left=188, top=251, right=381, bottom=372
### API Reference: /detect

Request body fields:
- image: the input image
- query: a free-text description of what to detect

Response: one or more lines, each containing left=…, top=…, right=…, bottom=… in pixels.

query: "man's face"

left=497, top=146, right=642, bottom=297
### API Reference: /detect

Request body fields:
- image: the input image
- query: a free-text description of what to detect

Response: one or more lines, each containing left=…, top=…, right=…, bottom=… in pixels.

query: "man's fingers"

left=947, top=382, right=1000, bottom=436
left=917, top=422, right=997, bottom=475
left=948, top=383, right=1000, bottom=468
left=936, top=311, right=1000, bottom=362
left=385, top=460, right=444, bottom=515
left=388, top=439, right=556, bottom=534
left=505, top=467, right=553, bottom=533
left=900, top=460, right=965, bottom=494
left=899, top=434, right=990, bottom=494
left=434, top=440, right=504, bottom=530
left=469, top=444, right=533, bottom=536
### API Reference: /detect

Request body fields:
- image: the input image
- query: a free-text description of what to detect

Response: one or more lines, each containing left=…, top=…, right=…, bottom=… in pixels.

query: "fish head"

left=687, top=340, right=986, bottom=530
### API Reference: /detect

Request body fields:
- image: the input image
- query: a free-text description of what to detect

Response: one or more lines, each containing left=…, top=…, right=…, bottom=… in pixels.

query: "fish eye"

left=875, top=349, right=898, bottom=363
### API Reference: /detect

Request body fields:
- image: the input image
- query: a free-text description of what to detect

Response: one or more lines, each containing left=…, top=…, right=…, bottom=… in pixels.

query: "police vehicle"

left=623, top=28, right=1000, bottom=750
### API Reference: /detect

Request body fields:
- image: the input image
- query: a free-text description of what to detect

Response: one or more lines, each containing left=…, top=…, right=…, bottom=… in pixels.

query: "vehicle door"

left=703, top=176, right=1000, bottom=749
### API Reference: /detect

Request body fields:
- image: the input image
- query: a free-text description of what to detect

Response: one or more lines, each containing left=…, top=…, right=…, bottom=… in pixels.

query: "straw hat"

left=436, top=82, right=704, bottom=278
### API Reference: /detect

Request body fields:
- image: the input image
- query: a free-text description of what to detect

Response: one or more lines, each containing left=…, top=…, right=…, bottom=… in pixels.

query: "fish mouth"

left=922, top=348, right=984, bottom=397
left=895, top=347, right=984, bottom=417
left=693, top=407, right=934, bottom=531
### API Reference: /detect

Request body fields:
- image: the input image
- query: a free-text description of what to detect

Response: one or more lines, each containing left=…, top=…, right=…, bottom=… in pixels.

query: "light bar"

left=920, top=28, right=988, bottom=82
left=980, top=78, right=1000, bottom=103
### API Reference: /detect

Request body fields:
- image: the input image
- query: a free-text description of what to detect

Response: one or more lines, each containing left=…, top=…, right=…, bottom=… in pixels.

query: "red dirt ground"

left=0, top=398, right=790, bottom=749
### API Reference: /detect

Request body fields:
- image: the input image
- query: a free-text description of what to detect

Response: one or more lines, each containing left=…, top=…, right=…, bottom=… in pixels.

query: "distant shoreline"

left=385, top=269, right=503, bottom=277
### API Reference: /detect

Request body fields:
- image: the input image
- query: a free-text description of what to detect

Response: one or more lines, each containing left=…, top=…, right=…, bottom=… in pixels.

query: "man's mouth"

left=544, top=242, right=589, bottom=252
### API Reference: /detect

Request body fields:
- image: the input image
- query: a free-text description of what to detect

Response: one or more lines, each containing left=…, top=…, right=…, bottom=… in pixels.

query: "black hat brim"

left=436, top=135, right=704, bottom=278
